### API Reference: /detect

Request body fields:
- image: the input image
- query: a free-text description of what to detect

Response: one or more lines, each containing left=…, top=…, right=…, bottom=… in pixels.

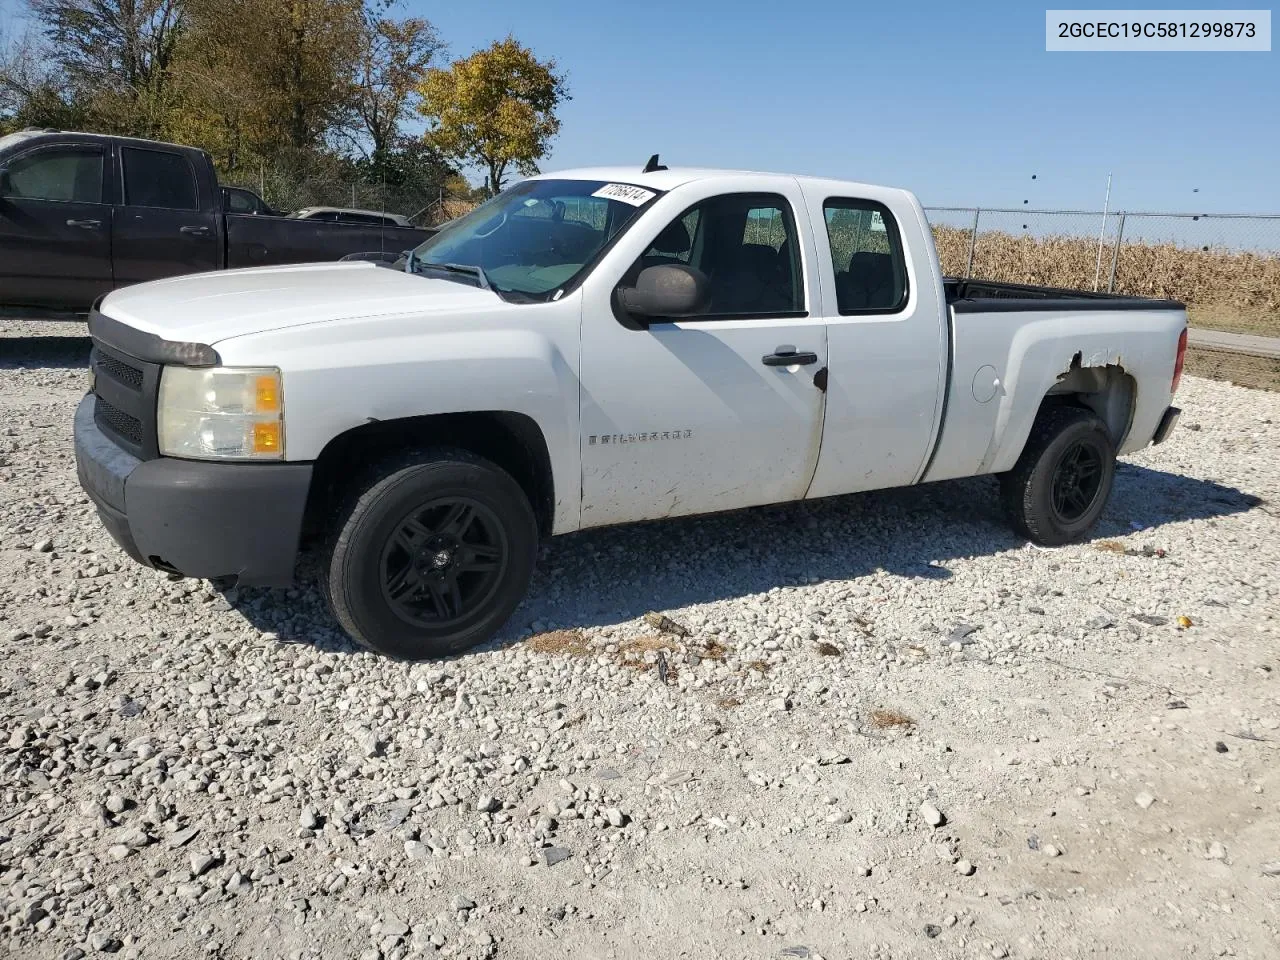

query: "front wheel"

left=999, top=406, right=1116, bottom=546
left=322, top=450, right=538, bottom=659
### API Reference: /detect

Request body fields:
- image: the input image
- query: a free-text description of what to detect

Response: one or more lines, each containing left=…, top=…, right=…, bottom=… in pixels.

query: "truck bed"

left=225, top=214, right=432, bottom=269
left=944, top=278, right=1183, bottom=313
left=923, top=278, right=1188, bottom=487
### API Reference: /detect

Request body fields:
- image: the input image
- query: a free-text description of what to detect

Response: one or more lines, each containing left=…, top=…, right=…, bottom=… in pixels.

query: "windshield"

left=408, top=178, right=660, bottom=300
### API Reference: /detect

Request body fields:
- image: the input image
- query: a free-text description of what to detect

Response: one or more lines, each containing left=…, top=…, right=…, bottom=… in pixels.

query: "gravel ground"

left=2, top=319, right=1279, bottom=960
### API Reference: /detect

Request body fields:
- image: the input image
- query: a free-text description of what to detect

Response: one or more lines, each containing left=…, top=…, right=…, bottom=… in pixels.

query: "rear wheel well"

left=1041, top=362, right=1136, bottom=447
left=304, top=412, right=554, bottom=540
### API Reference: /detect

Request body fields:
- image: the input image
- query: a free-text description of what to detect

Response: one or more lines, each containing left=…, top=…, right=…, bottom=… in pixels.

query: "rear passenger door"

left=112, top=146, right=221, bottom=287
left=578, top=183, right=828, bottom=527
left=0, top=141, right=113, bottom=309
left=801, top=188, right=948, bottom=498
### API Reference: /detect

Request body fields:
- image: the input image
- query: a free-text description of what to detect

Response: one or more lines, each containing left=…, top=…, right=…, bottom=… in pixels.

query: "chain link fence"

left=927, top=207, right=1280, bottom=391
left=219, top=171, right=480, bottom=227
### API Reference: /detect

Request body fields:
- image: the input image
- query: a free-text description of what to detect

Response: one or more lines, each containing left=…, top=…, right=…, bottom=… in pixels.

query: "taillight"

left=1171, top=326, right=1187, bottom=394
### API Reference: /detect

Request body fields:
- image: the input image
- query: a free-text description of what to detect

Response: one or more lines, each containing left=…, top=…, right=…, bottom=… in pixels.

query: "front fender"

left=215, top=313, right=583, bottom=533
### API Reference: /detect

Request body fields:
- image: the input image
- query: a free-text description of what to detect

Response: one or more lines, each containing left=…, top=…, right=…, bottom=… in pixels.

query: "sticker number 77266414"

left=591, top=183, right=657, bottom=206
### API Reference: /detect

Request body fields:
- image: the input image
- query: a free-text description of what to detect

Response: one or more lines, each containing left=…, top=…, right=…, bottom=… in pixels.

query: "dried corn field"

left=930, top=222, right=1280, bottom=339
left=929, top=215, right=1280, bottom=391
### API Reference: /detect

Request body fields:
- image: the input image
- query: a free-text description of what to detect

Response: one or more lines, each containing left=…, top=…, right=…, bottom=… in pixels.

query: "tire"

left=999, top=405, right=1116, bottom=546
left=322, top=448, right=538, bottom=659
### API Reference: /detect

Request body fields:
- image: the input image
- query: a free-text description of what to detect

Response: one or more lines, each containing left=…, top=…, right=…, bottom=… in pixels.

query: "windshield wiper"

left=410, top=259, right=497, bottom=293
left=437, top=261, right=491, bottom=290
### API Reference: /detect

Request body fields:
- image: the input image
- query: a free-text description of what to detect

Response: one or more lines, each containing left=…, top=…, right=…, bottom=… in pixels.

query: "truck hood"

left=98, top=262, right=500, bottom=346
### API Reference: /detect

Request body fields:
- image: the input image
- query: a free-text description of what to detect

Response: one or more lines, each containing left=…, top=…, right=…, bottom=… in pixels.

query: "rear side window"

left=122, top=148, right=199, bottom=211
left=225, top=189, right=256, bottom=214
left=3, top=147, right=103, bottom=203
left=823, top=198, right=908, bottom=313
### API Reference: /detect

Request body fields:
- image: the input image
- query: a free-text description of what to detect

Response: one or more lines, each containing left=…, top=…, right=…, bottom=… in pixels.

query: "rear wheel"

left=323, top=449, right=537, bottom=659
left=999, top=406, right=1116, bottom=546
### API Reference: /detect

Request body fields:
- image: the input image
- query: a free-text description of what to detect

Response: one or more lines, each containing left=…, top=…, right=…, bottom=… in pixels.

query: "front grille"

left=96, top=353, right=144, bottom=391
left=94, top=396, right=144, bottom=446
left=89, top=335, right=161, bottom=460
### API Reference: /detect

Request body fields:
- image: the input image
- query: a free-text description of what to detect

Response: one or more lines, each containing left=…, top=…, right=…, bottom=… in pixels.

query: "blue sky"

left=413, top=0, right=1277, bottom=213
left=3, top=0, right=1275, bottom=211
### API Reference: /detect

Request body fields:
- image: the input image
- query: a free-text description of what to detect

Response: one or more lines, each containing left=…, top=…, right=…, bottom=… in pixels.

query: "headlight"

left=158, top=366, right=284, bottom=460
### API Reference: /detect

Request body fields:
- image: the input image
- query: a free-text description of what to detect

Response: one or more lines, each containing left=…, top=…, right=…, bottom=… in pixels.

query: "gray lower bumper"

left=1152, top=405, right=1181, bottom=445
left=73, top=394, right=313, bottom=587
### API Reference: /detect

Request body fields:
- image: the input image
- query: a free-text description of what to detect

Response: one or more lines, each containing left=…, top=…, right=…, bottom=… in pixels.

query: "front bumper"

left=73, top=394, right=313, bottom=587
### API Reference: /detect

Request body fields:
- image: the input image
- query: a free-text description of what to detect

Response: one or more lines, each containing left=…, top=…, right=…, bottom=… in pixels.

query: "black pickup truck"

left=0, top=129, right=434, bottom=313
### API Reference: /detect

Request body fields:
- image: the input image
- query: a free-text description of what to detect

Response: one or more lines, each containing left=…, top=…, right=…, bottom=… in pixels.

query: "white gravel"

left=2, top=319, right=1279, bottom=960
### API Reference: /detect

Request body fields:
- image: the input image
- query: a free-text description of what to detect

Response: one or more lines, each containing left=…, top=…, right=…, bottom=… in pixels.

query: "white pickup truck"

left=75, top=161, right=1188, bottom=659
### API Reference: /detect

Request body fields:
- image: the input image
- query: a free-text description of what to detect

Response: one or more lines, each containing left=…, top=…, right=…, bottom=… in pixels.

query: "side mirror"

left=617, top=264, right=710, bottom=321
left=0, top=167, right=11, bottom=197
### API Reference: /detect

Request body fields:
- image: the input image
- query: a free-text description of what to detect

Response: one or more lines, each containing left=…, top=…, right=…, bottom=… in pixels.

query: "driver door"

left=577, top=180, right=828, bottom=528
left=0, top=141, right=113, bottom=309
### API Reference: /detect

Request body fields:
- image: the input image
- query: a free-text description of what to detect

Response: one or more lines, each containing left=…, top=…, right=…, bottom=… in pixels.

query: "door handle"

left=66, top=219, right=101, bottom=229
left=179, top=225, right=210, bottom=236
left=762, top=346, right=819, bottom=367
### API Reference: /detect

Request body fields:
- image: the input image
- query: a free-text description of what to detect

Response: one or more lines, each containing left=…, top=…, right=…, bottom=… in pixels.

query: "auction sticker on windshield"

left=592, top=183, right=657, bottom=206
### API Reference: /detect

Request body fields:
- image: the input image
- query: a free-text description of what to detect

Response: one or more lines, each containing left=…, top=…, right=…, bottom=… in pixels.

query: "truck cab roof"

left=0, top=128, right=209, bottom=155
left=530, top=165, right=913, bottom=202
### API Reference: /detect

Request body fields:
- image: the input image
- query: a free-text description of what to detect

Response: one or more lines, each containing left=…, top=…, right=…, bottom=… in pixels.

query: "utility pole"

left=1093, top=172, right=1113, bottom=291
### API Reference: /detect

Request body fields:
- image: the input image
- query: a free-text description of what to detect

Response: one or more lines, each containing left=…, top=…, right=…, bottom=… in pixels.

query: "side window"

left=634, top=193, right=804, bottom=317
left=121, top=148, right=199, bottom=211
left=225, top=189, right=254, bottom=214
left=639, top=209, right=700, bottom=266
left=3, top=147, right=103, bottom=203
left=823, top=198, right=908, bottom=313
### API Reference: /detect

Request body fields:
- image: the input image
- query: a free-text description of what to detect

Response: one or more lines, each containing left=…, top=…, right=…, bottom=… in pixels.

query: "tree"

left=176, top=0, right=364, bottom=165
left=344, top=2, right=443, bottom=161
left=26, top=0, right=186, bottom=135
left=30, top=0, right=185, bottom=92
left=3, top=0, right=469, bottom=214
left=417, top=36, right=568, bottom=195
left=0, top=23, right=82, bottom=133
left=353, top=135, right=453, bottom=190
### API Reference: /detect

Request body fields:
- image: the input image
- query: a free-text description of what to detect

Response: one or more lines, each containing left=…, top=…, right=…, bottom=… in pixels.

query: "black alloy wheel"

left=1049, top=438, right=1106, bottom=524
left=379, top=497, right=509, bottom=628
left=322, top=449, right=538, bottom=660
left=999, top=405, right=1117, bottom=546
